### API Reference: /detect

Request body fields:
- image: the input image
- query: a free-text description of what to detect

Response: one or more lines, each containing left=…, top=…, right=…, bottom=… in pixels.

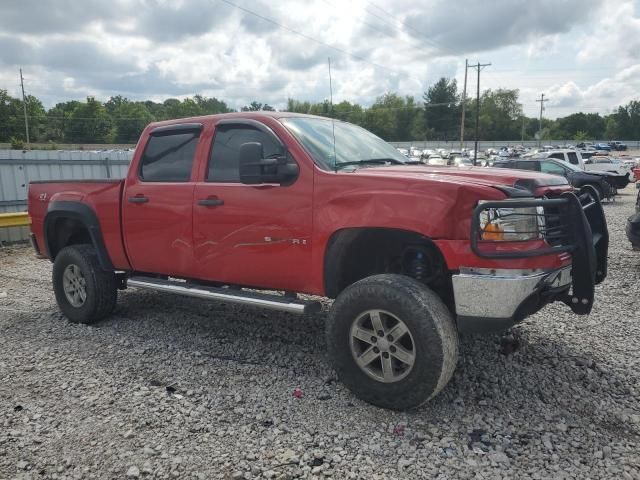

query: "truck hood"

left=583, top=170, right=624, bottom=179
left=350, top=165, right=569, bottom=194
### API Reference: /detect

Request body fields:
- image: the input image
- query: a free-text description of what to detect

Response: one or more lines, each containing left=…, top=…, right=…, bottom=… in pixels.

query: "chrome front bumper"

left=452, top=266, right=572, bottom=330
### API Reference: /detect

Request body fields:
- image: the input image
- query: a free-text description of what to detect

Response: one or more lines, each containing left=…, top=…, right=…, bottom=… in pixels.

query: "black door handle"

left=128, top=196, right=149, bottom=204
left=198, top=198, right=224, bottom=207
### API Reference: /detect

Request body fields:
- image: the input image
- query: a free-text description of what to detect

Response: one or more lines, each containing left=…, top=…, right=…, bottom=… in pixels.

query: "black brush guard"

left=470, top=186, right=608, bottom=314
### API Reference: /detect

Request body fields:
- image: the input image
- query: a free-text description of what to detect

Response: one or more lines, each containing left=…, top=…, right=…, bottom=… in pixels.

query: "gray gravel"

left=1, top=188, right=640, bottom=479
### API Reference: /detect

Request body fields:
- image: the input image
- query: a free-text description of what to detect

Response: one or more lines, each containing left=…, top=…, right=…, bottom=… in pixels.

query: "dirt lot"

left=1, top=188, right=640, bottom=480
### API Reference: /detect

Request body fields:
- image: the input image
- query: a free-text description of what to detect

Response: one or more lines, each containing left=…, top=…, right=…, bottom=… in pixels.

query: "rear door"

left=122, top=124, right=203, bottom=276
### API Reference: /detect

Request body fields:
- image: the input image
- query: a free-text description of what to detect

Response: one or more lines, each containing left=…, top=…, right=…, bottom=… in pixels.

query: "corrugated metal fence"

left=0, top=150, right=133, bottom=243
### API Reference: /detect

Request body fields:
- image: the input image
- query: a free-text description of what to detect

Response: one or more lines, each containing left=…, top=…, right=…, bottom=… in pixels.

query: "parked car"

left=533, top=149, right=630, bottom=189
left=595, top=143, right=612, bottom=151
left=426, top=155, right=447, bottom=166
left=584, top=155, right=632, bottom=183
left=493, top=157, right=615, bottom=200
left=614, top=155, right=638, bottom=170
left=609, top=141, right=628, bottom=151
left=447, top=156, right=473, bottom=167
left=27, top=112, right=609, bottom=410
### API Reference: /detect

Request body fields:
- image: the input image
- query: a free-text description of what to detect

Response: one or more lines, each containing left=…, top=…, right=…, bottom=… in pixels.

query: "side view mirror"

left=238, top=142, right=299, bottom=185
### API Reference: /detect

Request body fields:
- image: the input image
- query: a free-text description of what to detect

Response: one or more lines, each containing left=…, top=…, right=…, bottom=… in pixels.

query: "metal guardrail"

left=0, top=212, right=30, bottom=228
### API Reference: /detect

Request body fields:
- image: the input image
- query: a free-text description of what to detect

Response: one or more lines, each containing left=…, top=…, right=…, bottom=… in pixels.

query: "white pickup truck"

left=584, top=155, right=633, bottom=176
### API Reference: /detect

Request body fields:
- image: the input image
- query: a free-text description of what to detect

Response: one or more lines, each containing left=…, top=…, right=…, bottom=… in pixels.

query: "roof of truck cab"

left=146, top=111, right=335, bottom=129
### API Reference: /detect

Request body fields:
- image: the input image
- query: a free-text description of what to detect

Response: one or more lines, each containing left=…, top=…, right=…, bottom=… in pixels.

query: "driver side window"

left=208, top=125, right=281, bottom=182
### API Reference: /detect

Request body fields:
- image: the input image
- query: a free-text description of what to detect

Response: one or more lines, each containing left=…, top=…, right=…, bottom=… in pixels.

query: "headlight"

left=478, top=202, right=545, bottom=241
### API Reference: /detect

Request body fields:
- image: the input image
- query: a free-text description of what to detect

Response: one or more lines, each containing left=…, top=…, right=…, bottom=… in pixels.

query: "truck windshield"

left=281, top=117, right=408, bottom=170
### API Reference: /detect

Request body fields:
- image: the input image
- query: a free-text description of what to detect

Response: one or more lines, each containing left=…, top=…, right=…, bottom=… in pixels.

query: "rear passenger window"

left=567, top=152, right=579, bottom=165
left=140, top=131, right=200, bottom=182
left=208, top=125, right=281, bottom=182
left=549, top=153, right=564, bottom=161
left=515, top=161, right=537, bottom=171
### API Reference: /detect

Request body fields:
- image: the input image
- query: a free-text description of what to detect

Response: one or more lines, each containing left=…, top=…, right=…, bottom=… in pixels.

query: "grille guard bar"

left=470, top=186, right=609, bottom=314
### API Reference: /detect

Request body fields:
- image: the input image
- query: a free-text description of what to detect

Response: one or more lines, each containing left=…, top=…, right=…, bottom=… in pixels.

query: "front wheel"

left=52, top=244, right=117, bottom=324
left=326, top=274, right=458, bottom=410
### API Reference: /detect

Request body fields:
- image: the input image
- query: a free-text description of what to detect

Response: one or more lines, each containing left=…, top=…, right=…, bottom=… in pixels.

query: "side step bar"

left=127, top=276, right=322, bottom=315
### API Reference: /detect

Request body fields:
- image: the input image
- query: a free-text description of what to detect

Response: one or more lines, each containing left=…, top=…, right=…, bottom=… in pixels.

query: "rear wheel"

left=52, top=244, right=117, bottom=324
left=326, top=274, right=458, bottom=410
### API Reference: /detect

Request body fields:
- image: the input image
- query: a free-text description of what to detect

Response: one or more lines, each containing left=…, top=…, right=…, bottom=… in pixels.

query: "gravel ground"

left=1, top=189, right=640, bottom=480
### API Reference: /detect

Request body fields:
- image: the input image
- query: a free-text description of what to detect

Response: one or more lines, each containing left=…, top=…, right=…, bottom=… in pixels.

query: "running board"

left=126, top=276, right=322, bottom=315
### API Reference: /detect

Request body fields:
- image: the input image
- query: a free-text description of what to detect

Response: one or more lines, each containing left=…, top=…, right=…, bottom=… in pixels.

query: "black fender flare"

left=44, top=201, right=114, bottom=270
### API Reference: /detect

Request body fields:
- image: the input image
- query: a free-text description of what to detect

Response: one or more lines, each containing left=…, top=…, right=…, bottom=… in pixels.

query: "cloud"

left=134, top=0, right=232, bottom=42
left=577, top=0, right=640, bottom=65
left=402, top=0, right=602, bottom=55
left=0, top=35, right=137, bottom=75
left=0, top=0, right=637, bottom=117
left=545, top=65, right=640, bottom=115
left=0, top=0, right=122, bottom=34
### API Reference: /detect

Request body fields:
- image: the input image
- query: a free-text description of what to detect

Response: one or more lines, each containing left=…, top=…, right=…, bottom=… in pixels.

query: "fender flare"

left=44, top=201, right=114, bottom=270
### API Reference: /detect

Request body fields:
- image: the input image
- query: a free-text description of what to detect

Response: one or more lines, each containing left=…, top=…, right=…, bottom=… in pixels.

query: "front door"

left=192, top=122, right=313, bottom=292
left=123, top=125, right=202, bottom=277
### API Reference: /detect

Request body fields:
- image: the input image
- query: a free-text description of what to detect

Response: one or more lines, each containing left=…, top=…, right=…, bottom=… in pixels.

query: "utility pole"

left=536, top=93, right=549, bottom=148
left=459, top=59, right=468, bottom=149
left=328, top=57, right=333, bottom=111
left=19, top=68, right=30, bottom=148
left=468, top=61, right=491, bottom=165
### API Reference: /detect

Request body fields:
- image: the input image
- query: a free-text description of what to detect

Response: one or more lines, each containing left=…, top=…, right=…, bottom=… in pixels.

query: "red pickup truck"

left=28, top=112, right=609, bottom=409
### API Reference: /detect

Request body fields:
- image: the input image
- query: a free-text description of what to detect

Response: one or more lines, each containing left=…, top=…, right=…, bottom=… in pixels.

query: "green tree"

left=0, top=90, right=46, bottom=143
left=611, top=100, right=640, bottom=139
left=476, top=89, right=522, bottom=141
left=364, top=93, right=422, bottom=141
left=285, top=98, right=312, bottom=113
left=423, top=78, right=459, bottom=140
left=242, top=101, right=275, bottom=111
left=105, top=97, right=155, bottom=143
left=604, top=116, right=620, bottom=139
left=549, top=112, right=605, bottom=140
left=574, top=130, right=590, bottom=141
left=44, top=101, right=81, bottom=142
left=66, top=97, right=114, bottom=143
left=194, top=95, right=233, bottom=114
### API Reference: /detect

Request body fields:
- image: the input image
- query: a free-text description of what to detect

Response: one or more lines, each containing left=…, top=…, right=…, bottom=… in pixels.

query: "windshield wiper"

left=336, top=158, right=406, bottom=169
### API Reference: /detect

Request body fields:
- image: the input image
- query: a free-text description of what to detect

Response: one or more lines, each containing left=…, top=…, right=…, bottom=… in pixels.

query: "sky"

left=0, top=0, right=638, bottom=118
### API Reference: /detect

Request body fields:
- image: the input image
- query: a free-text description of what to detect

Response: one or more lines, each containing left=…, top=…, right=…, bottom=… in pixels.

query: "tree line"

left=1, top=78, right=639, bottom=147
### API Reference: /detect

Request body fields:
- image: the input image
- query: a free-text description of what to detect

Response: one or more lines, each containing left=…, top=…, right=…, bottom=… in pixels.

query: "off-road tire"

left=52, top=244, right=117, bottom=324
left=326, top=274, right=458, bottom=410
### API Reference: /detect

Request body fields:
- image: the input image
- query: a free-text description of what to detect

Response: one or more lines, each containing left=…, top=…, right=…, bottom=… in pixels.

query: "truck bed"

left=28, top=179, right=130, bottom=269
